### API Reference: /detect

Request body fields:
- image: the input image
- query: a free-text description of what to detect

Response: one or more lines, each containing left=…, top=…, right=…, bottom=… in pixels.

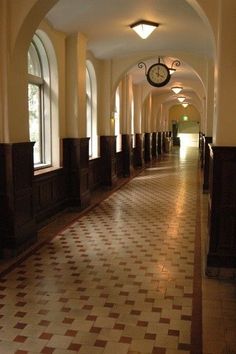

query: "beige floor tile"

left=79, top=345, right=105, bottom=354
left=103, top=341, right=129, bottom=354
left=155, top=334, right=179, bottom=349
left=47, top=334, right=73, bottom=349
left=129, top=339, right=155, bottom=352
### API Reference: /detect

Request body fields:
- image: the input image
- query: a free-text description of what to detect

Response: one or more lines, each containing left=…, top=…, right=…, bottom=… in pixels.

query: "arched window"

left=115, top=87, right=122, bottom=152
left=28, top=34, right=51, bottom=167
left=86, top=60, right=98, bottom=158
left=28, top=31, right=59, bottom=169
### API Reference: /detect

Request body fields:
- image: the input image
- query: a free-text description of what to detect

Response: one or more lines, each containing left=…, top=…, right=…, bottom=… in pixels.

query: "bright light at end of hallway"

left=179, top=146, right=188, bottom=160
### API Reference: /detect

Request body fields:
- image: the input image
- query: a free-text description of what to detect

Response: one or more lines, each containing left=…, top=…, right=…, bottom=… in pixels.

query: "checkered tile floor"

left=0, top=147, right=200, bottom=353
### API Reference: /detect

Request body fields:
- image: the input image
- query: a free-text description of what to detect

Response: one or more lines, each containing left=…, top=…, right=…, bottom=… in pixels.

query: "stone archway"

left=3, top=0, right=59, bottom=143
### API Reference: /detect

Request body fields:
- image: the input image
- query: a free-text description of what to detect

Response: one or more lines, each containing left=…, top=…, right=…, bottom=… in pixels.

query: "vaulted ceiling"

left=46, top=0, right=215, bottom=110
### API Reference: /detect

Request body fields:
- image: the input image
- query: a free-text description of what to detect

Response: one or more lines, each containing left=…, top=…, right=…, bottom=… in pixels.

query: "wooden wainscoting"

left=0, top=143, right=36, bottom=255
left=89, top=157, right=102, bottom=191
left=33, top=168, right=67, bottom=225
left=207, top=145, right=236, bottom=269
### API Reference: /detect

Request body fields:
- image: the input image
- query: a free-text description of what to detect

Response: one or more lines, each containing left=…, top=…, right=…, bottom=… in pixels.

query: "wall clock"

left=146, top=62, right=171, bottom=87
left=138, top=57, right=180, bottom=88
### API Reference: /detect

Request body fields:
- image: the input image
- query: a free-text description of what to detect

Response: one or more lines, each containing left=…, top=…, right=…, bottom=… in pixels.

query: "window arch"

left=28, top=32, right=59, bottom=168
left=86, top=60, right=98, bottom=158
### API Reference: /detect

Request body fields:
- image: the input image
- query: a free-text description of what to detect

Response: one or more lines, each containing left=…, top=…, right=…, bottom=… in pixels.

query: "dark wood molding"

left=100, top=136, right=117, bottom=187
left=63, top=138, right=90, bottom=209
left=157, top=132, right=163, bottom=155
left=199, top=132, right=205, bottom=168
left=202, top=136, right=212, bottom=192
left=0, top=142, right=36, bottom=255
left=116, top=151, right=123, bottom=178
left=122, top=134, right=131, bottom=177
left=89, top=157, right=102, bottom=191
left=152, top=132, right=157, bottom=158
left=144, top=132, right=152, bottom=162
left=133, top=133, right=144, bottom=168
left=207, top=145, right=236, bottom=268
left=162, top=132, right=167, bottom=152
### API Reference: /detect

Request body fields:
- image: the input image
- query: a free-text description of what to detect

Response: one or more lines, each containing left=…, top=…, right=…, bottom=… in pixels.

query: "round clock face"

left=147, top=63, right=171, bottom=87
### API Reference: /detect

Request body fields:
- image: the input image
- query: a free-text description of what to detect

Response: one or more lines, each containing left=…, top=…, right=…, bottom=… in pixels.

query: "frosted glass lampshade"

left=130, top=20, right=159, bottom=39
left=171, top=86, right=183, bottom=94
left=177, top=96, right=185, bottom=103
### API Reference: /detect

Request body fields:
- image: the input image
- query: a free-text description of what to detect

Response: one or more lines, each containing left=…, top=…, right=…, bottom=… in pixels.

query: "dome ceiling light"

left=171, top=86, right=183, bottom=94
left=130, top=20, right=159, bottom=39
left=177, top=96, right=186, bottom=103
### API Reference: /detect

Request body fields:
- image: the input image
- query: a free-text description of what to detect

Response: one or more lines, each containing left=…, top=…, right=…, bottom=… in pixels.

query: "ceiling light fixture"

left=177, top=96, right=186, bottom=103
left=130, top=20, right=159, bottom=39
left=182, top=103, right=189, bottom=108
left=171, top=86, right=183, bottom=94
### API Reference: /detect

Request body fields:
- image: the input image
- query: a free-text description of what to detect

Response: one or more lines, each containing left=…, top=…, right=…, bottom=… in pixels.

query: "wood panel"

left=207, top=145, right=236, bottom=268
left=122, top=134, right=131, bottom=177
left=33, top=168, right=66, bottom=224
left=63, top=138, right=90, bottom=209
left=202, top=136, right=212, bottom=192
left=133, top=134, right=144, bottom=168
left=199, top=132, right=205, bottom=168
left=144, top=133, right=152, bottom=162
left=116, top=152, right=123, bottom=178
left=157, top=132, right=163, bottom=155
left=152, top=132, right=157, bottom=158
left=89, top=157, right=102, bottom=191
left=100, top=136, right=117, bottom=187
left=0, top=143, right=36, bottom=255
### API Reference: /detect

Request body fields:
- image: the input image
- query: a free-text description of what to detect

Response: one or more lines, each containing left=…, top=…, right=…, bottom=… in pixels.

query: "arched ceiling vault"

left=46, top=0, right=214, bottom=117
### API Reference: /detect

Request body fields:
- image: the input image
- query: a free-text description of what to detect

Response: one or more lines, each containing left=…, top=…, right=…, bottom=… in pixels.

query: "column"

left=120, top=75, right=133, bottom=176
left=133, top=84, right=144, bottom=167
left=66, top=33, right=87, bottom=138
left=207, top=0, right=236, bottom=272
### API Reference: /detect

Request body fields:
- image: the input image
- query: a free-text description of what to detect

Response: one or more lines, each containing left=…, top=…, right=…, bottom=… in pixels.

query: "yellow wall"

left=169, top=104, right=200, bottom=128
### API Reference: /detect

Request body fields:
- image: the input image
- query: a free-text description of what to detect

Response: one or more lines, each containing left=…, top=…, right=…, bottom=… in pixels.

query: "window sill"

left=34, top=166, right=62, bottom=176
left=89, top=155, right=101, bottom=161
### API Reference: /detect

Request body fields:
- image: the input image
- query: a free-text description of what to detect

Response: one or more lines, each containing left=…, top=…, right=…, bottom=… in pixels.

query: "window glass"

left=28, top=42, right=42, bottom=77
left=115, top=88, right=122, bottom=152
left=131, top=98, right=135, bottom=148
left=86, top=61, right=98, bottom=158
left=28, top=84, right=41, bottom=164
left=86, top=67, right=92, bottom=157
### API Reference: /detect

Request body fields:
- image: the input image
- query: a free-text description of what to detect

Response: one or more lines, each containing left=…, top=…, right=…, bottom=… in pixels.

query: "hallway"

left=0, top=147, right=203, bottom=354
